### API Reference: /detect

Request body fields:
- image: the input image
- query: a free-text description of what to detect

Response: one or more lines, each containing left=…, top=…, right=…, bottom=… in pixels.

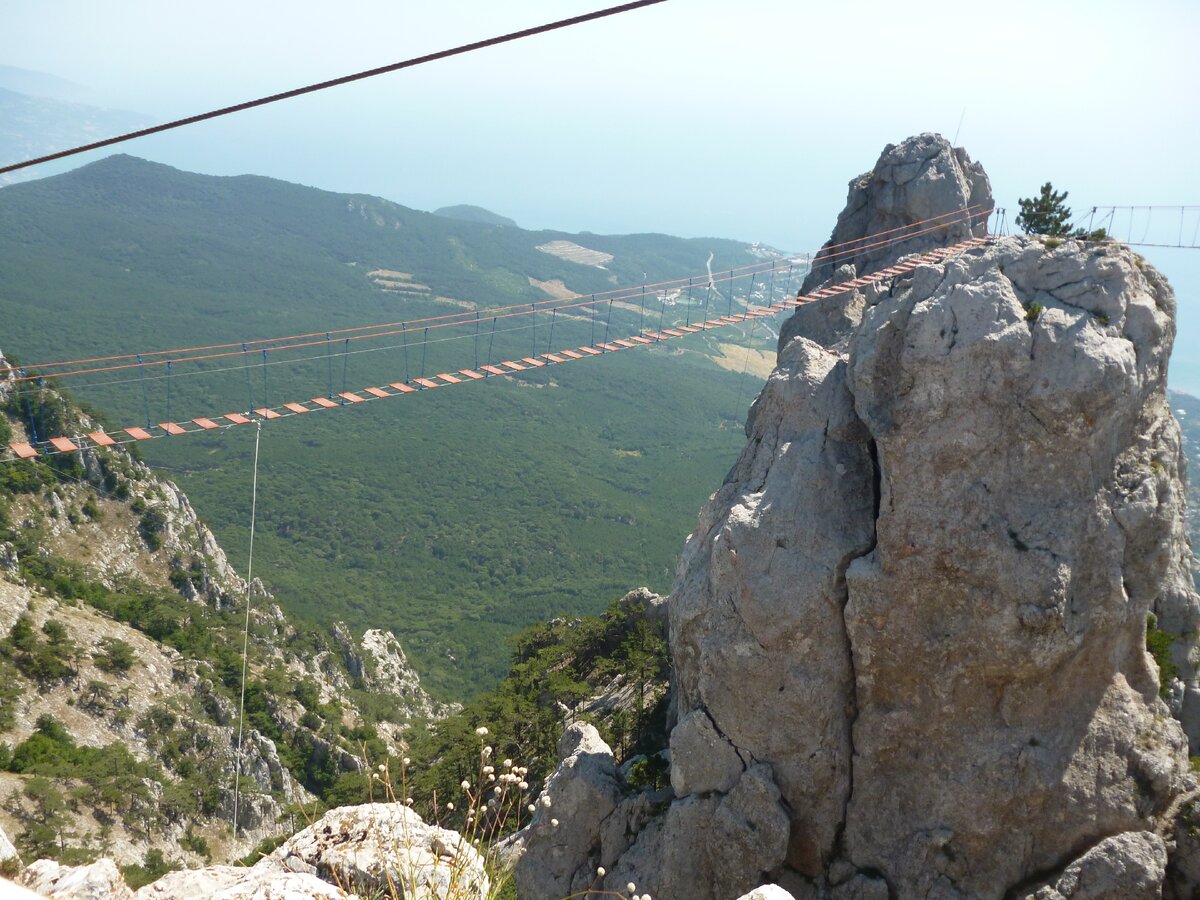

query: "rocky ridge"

left=514, top=135, right=1200, bottom=899
left=0, top=363, right=449, bottom=870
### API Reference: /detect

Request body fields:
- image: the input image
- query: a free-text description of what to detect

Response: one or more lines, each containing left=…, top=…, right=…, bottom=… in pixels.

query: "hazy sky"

left=4, top=0, right=1199, bottom=390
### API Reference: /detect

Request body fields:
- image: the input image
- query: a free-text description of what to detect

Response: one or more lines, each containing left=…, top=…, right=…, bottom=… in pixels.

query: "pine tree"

left=1016, top=182, right=1073, bottom=236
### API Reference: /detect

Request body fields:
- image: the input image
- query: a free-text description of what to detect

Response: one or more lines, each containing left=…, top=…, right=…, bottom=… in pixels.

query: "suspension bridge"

left=2, top=208, right=995, bottom=463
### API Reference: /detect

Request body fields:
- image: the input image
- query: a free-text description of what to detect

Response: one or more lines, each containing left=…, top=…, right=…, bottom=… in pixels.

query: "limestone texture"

left=521, top=134, right=1200, bottom=899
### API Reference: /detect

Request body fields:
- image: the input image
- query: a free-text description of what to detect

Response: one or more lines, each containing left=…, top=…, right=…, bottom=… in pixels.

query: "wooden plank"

left=50, top=436, right=79, bottom=452
left=560, top=349, right=583, bottom=359
left=629, top=336, right=654, bottom=344
left=389, top=383, right=417, bottom=393
left=458, top=369, right=485, bottom=380
left=436, top=373, right=463, bottom=384
left=125, top=426, right=154, bottom=439
left=578, top=346, right=601, bottom=356
left=542, top=354, right=565, bottom=364
left=88, top=431, right=117, bottom=446
left=520, top=358, right=546, bottom=368
left=338, top=392, right=366, bottom=403
left=311, top=396, right=339, bottom=408
left=481, top=365, right=507, bottom=376
left=364, top=387, right=392, bottom=398
left=192, top=417, right=220, bottom=429
left=254, top=408, right=282, bottom=419
left=283, top=403, right=310, bottom=414
left=412, top=379, right=440, bottom=390
left=501, top=360, right=526, bottom=371
left=224, top=413, right=251, bottom=425
left=158, top=423, right=186, bottom=436
left=10, top=441, right=37, bottom=459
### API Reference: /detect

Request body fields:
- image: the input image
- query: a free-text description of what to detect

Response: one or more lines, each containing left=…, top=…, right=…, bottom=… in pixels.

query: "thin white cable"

left=232, top=419, right=263, bottom=836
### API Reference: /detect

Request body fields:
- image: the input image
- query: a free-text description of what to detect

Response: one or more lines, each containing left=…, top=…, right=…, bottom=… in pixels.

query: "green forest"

left=0, top=155, right=783, bottom=697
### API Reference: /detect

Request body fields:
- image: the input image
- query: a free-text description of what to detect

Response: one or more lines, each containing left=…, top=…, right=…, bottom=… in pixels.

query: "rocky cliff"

left=515, top=135, right=1200, bottom=899
left=0, top=364, right=450, bottom=871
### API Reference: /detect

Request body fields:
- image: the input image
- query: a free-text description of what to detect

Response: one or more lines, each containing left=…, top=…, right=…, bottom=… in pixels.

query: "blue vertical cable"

left=486, top=317, right=497, bottom=369
left=261, top=349, right=269, bottom=414
left=401, top=323, right=410, bottom=383
left=325, top=333, right=334, bottom=399
left=138, top=355, right=152, bottom=427
left=20, top=372, right=38, bottom=444
left=36, top=379, right=48, bottom=452
left=339, top=338, right=350, bottom=403
left=241, top=344, right=255, bottom=415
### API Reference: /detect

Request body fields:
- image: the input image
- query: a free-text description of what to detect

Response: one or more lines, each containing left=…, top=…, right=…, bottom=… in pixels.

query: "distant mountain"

left=0, top=65, right=88, bottom=102
left=433, top=203, right=518, bottom=228
left=0, top=87, right=151, bottom=186
left=0, top=154, right=779, bottom=697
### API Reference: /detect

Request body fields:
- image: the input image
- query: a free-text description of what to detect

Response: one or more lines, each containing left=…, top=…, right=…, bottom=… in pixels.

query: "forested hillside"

left=0, top=156, right=782, bottom=696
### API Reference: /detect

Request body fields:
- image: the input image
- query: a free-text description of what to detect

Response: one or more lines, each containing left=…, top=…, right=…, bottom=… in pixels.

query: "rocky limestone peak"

left=516, top=138, right=1200, bottom=900
left=782, top=133, right=992, bottom=353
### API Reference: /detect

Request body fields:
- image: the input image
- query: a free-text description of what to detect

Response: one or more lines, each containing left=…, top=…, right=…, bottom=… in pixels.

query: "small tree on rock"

left=1017, top=182, right=1073, bottom=236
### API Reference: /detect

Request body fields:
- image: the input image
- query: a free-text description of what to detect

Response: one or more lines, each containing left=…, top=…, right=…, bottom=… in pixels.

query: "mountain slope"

left=0, top=365, right=454, bottom=872
left=0, top=156, right=781, bottom=696
left=433, top=204, right=518, bottom=228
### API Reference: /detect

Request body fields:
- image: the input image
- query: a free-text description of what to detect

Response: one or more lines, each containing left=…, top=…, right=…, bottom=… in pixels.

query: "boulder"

left=260, top=802, right=488, bottom=899
left=20, top=859, right=134, bottom=899
left=1026, top=832, right=1167, bottom=899
left=512, top=723, right=622, bottom=899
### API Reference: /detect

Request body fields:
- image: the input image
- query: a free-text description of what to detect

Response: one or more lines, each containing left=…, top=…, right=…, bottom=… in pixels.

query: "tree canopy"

left=1017, top=182, right=1073, bottom=236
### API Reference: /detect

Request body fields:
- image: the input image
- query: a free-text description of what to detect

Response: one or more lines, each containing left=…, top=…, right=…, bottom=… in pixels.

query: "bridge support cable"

left=7, top=234, right=989, bottom=459
left=4, top=205, right=994, bottom=385
left=232, top=420, right=264, bottom=837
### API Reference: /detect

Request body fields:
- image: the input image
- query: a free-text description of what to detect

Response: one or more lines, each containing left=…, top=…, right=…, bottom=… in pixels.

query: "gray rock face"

left=512, top=723, right=622, bottom=899
left=527, top=135, right=1200, bottom=899
left=781, top=133, right=991, bottom=351
left=262, top=802, right=488, bottom=899
left=1027, top=832, right=1167, bottom=900
left=20, top=858, right=134, bottom=899
left=14, top=804, right=485, bottom=900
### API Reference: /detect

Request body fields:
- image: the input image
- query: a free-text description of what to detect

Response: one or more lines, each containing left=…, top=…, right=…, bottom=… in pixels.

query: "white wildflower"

left=461, top=780, right=471, bottom=790
left=597, top=866, right=606, bottom=877
left=527, top=803, right=536, bottom=813
left=475, top=726, right=489, bottom=736
left=541, top=795, right=552, bottom=808
left=402, top=757, right=410, bottom=766
left=551, top=818, right=559, bottom=827
left=518, top=781, right=529, bottom=790
left=446, top=802, right=454, bottom=811
left=503, top=758, right=513, bottom=768
left=627, top=883, right=637, bottom=894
